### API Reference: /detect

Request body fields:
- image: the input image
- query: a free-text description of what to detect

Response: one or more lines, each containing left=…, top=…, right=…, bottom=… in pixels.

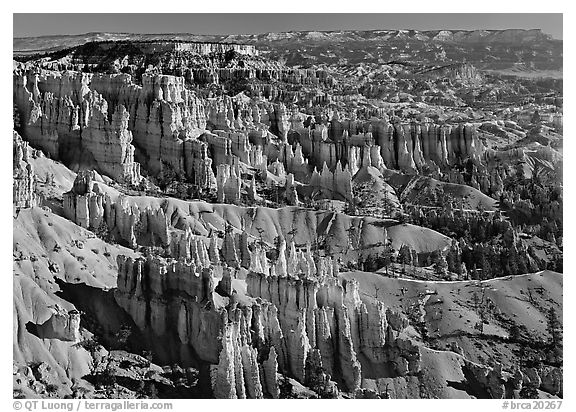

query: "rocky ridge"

left=13, top=33, right=562, bottom=399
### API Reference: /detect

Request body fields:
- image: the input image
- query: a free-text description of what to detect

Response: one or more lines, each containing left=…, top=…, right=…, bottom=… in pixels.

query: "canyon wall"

left=112, top=228, right=423, bottom=398
left=14, top=68, right=488, bottom=203
left=13, top=71, right=142, bottom=185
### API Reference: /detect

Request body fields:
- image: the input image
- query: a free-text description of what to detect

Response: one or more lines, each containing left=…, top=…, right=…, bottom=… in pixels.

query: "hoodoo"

left=13, top=23, right=563, bottom=400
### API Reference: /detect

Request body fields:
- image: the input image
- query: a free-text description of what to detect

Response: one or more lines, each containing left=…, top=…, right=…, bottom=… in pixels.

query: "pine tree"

left=433, top=251, right=449, bottom=278
left=546, top=306, right=561, bottom=339
left=546, top=306, right=563, bottom=363
left=398, top=244, right=413, bottom=275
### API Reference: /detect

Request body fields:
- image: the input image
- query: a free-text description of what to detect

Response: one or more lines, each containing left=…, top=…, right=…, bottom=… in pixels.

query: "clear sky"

left=13, top=13, right=563, bottom=40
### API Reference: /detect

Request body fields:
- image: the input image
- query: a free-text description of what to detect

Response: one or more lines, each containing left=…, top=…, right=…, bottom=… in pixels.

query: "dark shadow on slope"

left=25, top=321, right=39, bottom=338
left=55, top=279, right=143, bottom=351
left=55, top=279, right=214, bottom=397
left=446, top=364, right=491, bottom=399
left=82, top=361, right=206, bottom=398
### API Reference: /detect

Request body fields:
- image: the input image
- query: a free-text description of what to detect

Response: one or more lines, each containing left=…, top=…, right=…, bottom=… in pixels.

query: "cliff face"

left=114, top=251, right=286, bottom=398
left=126, top=74, right=207, bottom=175
left=26, top=40, right=336, bottom=95
left=34, top=307, right=80, bottom=342
left=14, top=67, right=489, bottom=204
left=94, top=232, right=565, bottom=399
left=87, top=73, right=209, bottom=178
left=82, top=95, right=142, bottom=184
left=291, top=116, right=483, bottom=175
left=13, top=131, right=39, bottom=208
left=61, top=171, right=451, bottom=267
left=309, top=161, right=353, bottom=202
left=246, top=271, right=421, bottom=391
left=112, top=225, right=422, bottom=397
left=63, top=171, right=169, bottom=248
left=114, top=255, right=222, bottom=363
left=370, top=120, right=482, bottom=173
left=421, top=63, right=483, bottom=85
left=216, top=164, right=241, bottom=204
left=13, top=71, right=142, bottom=185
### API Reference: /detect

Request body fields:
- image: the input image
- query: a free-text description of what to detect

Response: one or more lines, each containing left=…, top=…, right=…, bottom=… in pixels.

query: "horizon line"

left=14, top=27, right=558, bottom=40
